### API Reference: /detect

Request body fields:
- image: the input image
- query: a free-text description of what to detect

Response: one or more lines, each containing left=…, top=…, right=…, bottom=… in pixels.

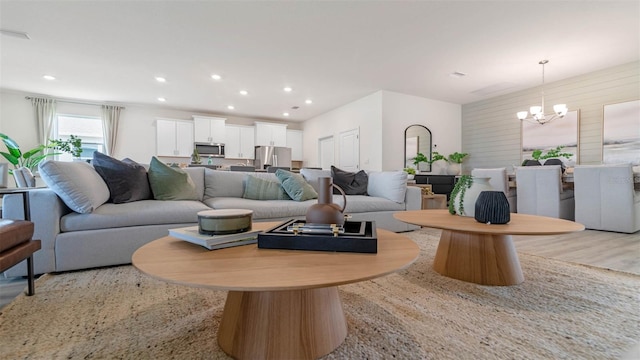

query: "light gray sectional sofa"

left=2, top=166, right=420, bottom=277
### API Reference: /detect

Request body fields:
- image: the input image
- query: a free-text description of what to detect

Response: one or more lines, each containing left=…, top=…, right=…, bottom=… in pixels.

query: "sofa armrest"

left=405, top=186, right=422, bottom=210
left=2, top=188, right=70, bottom=275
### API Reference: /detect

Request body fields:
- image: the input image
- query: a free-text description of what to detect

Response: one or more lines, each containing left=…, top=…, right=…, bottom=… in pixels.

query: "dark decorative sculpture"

left=306, top=177, right=347, bottom=225
left=474, top=191, right=510, bottom=224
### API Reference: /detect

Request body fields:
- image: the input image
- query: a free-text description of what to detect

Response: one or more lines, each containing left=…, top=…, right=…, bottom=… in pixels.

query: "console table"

left=414, top=175, right=457, bottom=200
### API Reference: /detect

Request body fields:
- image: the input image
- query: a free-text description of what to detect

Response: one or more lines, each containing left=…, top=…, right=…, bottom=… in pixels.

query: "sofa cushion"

left=275, top=169, right=318, bottom=201
left=182, top=167, right=205, bottom=201
left=204, top=170, right=280, bottom=199
left=204, top=197, right=314, bottom=219
left=331, top=166, right=368, bottom=195
left=60, top=199, right=211, bottom=232
left=242, top=175, right=291, bottom=200
left=38, top=160, right=110, bottom=214
left=148, top=157, right=198, bottom=200
left=341, top=195, right=406, bottom=213
left=300, top=168, right=331, bottom=193
left=92, top=152, right=151, bottom=204
left=367, top=171, right=408, bottom=203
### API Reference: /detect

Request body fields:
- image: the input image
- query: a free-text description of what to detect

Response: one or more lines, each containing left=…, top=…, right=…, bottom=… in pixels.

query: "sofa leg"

left=26, top=255, right=35, bottom=296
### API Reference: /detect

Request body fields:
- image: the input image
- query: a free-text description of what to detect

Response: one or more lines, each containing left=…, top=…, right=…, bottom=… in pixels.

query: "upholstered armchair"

left=573, top=164, right=639, bottom=233
left=515, top=165, right=574, bottom=220
left=471, top=167, right=517, bottom=212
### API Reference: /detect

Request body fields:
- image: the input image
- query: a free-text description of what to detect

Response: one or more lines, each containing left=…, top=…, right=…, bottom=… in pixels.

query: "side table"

left=0, top=188, right=34, bottom=221
left=422, top=194, right=447, bottom=209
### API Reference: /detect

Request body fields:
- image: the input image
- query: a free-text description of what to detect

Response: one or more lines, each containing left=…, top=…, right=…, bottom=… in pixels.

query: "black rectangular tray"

left=258, top=219, right=377, bottom=253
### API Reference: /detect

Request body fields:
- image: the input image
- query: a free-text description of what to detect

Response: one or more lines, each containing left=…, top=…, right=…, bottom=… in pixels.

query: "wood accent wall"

left=461, top=61, right=639, bottom=173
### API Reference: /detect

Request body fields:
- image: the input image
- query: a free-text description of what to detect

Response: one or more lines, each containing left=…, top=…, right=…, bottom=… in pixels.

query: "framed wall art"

left=521, top=110, right=579, bottom=166
left=603, top=100, right=640, bottom=165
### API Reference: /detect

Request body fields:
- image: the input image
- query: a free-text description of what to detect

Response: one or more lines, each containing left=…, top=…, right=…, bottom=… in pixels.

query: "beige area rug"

left=1, top=230, right=639, bottom=360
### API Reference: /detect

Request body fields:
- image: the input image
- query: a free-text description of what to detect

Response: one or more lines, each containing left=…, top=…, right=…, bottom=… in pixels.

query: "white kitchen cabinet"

left=156, top=118, right=194, bottom=157
left=255, top=122, right=287, bottom=146
left=193, top=116, right=226, bottom=144
left=225, top=125, right=255, bottom=159
left=286, top=129, right=303, bottom=161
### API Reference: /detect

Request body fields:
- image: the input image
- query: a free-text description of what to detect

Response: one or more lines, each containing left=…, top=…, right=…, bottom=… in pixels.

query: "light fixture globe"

left=517, top=60, right=568, bottom=125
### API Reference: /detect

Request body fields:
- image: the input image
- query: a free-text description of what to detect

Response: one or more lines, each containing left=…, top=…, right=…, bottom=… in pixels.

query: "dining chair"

left=573, top=164, right=639, bottom=233
left=471, top=167, right=517, bottom=212
left=515, top=165, right=574, bottom=220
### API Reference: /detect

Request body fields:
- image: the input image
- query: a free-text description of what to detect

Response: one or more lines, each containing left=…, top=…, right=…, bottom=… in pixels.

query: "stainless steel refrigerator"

left=254, top=146, right=292, bottom=170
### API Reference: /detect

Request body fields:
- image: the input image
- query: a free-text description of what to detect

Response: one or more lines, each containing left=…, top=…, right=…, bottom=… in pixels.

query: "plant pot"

left=447, top=163, right=461, bottom=176
left=474, top=191, right=510, bottom=224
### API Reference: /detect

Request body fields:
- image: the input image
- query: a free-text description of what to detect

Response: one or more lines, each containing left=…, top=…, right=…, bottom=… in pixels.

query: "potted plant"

left=0, top=133, right=83, bottom=173
left=403, top=167, right=416, bottom=180
left=446, top=151, right=469, bottom=175
left=49, top=135, right=83, bottom=159
left=412, top=152, right=428, bottom=168
left=523, top=146, right=572, bottom=166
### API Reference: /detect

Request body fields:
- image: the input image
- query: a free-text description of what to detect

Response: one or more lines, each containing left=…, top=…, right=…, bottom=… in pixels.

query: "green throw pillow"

left=148, top=157, right=198, bottom=200
left=242, top=175, right=291, bottom=200
left=275, top=169, right=318, bottom=201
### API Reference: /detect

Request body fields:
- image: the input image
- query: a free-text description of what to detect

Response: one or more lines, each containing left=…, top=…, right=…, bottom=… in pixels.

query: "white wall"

left=462, top=61, right=640, bottom=172
left=302, top=90, right=462, bottom=172
left=381, top=91, right=461, bottom=172
left=302, top=91, right=383, bottom=170
left=0, top=89, right=300, bottom=166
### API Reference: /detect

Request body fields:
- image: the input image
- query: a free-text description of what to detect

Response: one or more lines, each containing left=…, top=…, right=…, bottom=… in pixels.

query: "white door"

left=338, top=128, right=359, bottom=171
left=318, top=136, right=334, bottom=170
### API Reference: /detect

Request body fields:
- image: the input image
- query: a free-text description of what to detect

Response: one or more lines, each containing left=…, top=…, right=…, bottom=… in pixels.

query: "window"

left=55, top=114, right=104, bottom=161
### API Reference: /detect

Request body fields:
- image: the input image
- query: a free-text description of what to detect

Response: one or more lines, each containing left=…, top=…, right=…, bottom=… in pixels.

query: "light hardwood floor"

left=1, top=228, right=638, bottom=309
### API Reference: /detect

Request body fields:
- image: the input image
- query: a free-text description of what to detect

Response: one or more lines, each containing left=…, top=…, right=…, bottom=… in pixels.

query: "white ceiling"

left=1, top=1, right=638, bottom=122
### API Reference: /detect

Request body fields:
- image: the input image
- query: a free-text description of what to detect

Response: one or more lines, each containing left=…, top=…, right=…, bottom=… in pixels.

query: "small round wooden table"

left=132, top=222, right=419, bottom=360
left=394, top=210, right=584, bottom=286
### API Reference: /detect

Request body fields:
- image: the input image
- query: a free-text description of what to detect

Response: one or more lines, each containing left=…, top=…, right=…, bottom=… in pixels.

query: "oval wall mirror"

left=404, top=125, right=432, bottom=172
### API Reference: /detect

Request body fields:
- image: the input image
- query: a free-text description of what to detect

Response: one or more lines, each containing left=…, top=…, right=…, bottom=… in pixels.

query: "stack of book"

left=168, top=226, right=262, bottom=250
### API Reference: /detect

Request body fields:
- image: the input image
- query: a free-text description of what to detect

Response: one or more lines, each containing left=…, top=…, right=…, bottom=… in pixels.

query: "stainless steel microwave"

left=195, top=143, right=225, bottom=157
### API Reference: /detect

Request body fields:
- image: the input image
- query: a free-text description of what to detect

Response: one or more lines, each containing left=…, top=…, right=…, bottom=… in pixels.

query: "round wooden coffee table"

left=132, top=222, right=419, bottom=360
left=394, top=210, right=584, bottom=286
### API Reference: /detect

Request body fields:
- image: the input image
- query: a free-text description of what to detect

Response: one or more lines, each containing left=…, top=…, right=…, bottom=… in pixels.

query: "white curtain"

left=101, top=105, right=123, bottom=155
left=31, top=97, right=56, bottom=145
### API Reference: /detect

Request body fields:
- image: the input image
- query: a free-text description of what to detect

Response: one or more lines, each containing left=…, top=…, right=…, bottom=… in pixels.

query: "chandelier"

left=517, top=60, right=568, bottom=125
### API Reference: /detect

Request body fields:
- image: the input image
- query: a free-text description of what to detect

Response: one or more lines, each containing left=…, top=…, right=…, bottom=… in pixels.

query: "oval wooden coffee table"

left=132, top=221, right=419, bottom=360
left=394, top=210, right=584, bottom=286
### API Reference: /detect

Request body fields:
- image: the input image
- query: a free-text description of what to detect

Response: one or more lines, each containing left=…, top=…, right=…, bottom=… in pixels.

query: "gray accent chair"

left=573, top=164, right=639, bottom=233
left=471, top=167, right=517, bottom=213
left=515, top=165, right=574, bottom=220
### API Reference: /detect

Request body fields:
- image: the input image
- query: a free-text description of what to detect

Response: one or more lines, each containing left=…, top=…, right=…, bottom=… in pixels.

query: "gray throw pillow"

left=242, top=175, right=291, bottom=200
left=275, top=169, right=318, bottom=201
left=331, top=165, right=368, bottom=195
left=147, top=157, right=199, bottom=200
left=38, top=160, right=110, bottom=213
left=92, top=152, right=151, bottom=203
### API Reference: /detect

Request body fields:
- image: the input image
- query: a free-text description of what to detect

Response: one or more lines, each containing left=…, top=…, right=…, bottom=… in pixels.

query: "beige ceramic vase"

left=305, top=177, right=347, bottom=225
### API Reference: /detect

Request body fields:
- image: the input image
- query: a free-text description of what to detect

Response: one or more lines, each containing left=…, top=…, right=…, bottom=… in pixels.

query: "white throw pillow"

left=367, top=171, right=408, bottom=203
left=38, top=160, right=110, bottom=213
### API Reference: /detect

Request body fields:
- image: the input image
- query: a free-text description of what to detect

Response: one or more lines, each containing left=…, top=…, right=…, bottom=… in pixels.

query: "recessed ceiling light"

left=155, top=76, right=166, bottom=83
left=227, top=105, right=235, bottom=110
left=239, top=90, right=248, bottom=95
left=211, top=74, right=222, bottom=80
left=43, top=75, right=56, bottom=80
left=449, top=71, right=467, bottom=78
left=157, top=97, right=166, bottom=102
left=283, top=87, right=293, bottom=92
left=305, top=99, right=312, bottom=104
left=283, top=112, right=290, bottom=117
